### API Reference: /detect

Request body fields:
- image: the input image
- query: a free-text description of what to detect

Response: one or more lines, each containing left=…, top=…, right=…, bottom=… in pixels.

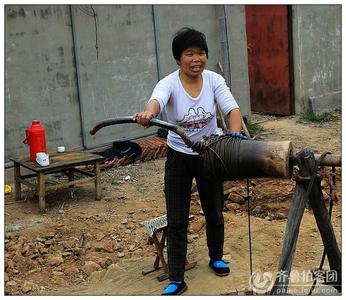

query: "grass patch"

left=299, top=111, right=338, bottom=123
left=245, top=121, right=265, bottom=137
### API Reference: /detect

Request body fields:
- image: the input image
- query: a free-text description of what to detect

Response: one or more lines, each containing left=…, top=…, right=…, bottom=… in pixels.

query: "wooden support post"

left=142, top=230, right=167, bottom=276
left=307, top=164, right=341, bottom=292
left=68, top=169, right=75, bottom=188
left=37, top=171, right=46, bottom=212
left=271, top=149, right=341, bottom=294
left=152, top=230, right=168, bottom=273
left=95, top=161, right=101, bottom=200
left=14, top=162, right=21, bottom=200
left=271, top=149, right=311, bottom=295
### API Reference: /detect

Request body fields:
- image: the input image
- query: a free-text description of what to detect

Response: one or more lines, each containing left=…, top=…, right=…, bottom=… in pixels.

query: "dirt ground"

left=4, top=111, right=342, bottom=296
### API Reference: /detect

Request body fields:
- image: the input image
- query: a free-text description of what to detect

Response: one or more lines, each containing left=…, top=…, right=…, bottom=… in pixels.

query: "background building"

left=5, top=4, right=341, bottom=162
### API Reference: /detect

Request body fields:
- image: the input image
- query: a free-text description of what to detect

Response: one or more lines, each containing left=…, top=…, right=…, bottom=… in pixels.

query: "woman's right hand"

left=133, top=111, right=155, bottom=128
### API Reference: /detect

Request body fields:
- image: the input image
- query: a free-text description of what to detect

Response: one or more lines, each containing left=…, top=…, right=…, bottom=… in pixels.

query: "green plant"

left=299, top=111, right=337, bottom=123
left=245, top=121, right=265, bottom=137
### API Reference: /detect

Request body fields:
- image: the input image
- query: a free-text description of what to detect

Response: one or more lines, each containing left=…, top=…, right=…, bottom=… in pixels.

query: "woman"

left=134, top=27, right=244, bottom=295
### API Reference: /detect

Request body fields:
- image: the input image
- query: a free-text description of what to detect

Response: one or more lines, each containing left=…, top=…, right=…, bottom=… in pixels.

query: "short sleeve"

left=148, top=78, right=172, bottom=114
left=213, top=73, right=239, bottom=116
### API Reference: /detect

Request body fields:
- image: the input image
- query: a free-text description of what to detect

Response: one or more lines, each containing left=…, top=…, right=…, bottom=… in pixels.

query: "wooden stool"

left=141, top=214, right=197, bottom=281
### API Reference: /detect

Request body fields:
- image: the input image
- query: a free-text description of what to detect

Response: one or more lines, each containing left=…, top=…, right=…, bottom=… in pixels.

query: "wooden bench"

left=10, top=151, right=105, bottom=212
left=141, top=214, right=197, bottom=281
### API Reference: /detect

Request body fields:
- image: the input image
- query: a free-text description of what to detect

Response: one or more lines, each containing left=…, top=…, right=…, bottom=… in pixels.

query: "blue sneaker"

left=209, top=260, right=230, bottom=276
left=161, top=281, right=188, bottom=295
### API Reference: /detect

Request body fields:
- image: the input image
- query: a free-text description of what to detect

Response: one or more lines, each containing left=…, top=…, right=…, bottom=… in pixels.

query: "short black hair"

left=172, top=27, right=209, bottom=61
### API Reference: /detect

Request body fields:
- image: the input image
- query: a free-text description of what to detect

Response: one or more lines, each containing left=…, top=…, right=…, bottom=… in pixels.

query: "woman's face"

left=177, top=47, right=207, bottom=78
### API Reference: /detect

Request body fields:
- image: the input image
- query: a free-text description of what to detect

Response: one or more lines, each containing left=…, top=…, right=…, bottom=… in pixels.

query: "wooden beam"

left=37, top=171, right=46, bottom=212
left=271, top=149, right=341, bottom=294
left=95, top=161, right=101, bottom=200
left=72, top=168, right=95, bottom=177
left=271, top=149, right=311, bottom=295
left=14, top=162, right=21, bottom=200
left=16, top=177, right=37, bottom=189
left=306, top=160, right=341, bottom=292
left=291, top=153, right=341, bottom=167
left=45, top=177, right=95, bottom=191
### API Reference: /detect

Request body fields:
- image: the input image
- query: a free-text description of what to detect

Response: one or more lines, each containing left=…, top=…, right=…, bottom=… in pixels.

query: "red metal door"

left=245, top=5, right=293, bottom=115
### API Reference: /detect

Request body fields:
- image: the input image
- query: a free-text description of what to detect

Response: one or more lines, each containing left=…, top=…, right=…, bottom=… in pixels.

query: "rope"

left=246, top=179, right=254, bottom=293
left=201, top=135, right=243, bottom=181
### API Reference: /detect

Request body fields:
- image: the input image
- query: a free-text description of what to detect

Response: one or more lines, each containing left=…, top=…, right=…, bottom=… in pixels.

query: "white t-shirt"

left=149, top=69, right=239, bottom=155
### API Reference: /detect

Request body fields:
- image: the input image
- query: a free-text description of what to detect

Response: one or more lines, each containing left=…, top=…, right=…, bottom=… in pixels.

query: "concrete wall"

left=226, top=5, right=251, bottom=116
left=292, top=5, right=341, bottom=114
left=5, top=4, right=341, bottom=163
left=72, top=5, right=159, bottom=148
left=5, top=5, right=83, bottom=159
left=5, top=4, right=251, bottom=161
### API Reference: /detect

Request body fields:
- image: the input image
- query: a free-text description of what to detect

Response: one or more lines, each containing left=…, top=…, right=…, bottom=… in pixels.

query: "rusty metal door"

left=245, top=5, right=293, bottom=115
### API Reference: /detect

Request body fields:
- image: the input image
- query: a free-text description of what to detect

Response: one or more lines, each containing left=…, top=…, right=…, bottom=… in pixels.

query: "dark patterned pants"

left=164, top=146, right=225, bottom=282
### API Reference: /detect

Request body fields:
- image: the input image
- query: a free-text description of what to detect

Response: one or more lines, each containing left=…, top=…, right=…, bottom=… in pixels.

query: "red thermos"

left=23, top=120, right=47, bottom=161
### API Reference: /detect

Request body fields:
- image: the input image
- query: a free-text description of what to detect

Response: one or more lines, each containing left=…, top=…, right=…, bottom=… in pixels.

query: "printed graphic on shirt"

left=177, top=107, right=214, bottom=132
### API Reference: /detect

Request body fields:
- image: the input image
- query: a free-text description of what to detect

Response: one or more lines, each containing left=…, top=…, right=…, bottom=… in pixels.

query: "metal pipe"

left=69, top=5, right=87, bottom=149
left=90, top=116, right=202, bottom=152
left=90, top=117, right=341, bottom=171
left=152, top=5, right=161, bottom=81
left=151, top=5, right=169, bottom=123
